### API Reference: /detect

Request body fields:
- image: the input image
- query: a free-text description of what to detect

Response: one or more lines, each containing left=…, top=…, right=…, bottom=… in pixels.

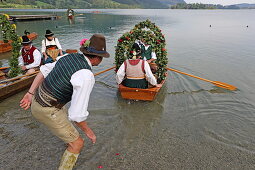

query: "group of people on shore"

left=18, top=29, right=63, bottom=74
left=19, top=32, right=161, bottom=170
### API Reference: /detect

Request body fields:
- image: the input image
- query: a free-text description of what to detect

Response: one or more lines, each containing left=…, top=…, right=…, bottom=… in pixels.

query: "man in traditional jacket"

left=135, top=38, right=157, bottom=63
left=18, top=35, right=41, bottom=74
left=42, top=29, right=63, bottom=63
left=20, top=34, right=110, bottom=170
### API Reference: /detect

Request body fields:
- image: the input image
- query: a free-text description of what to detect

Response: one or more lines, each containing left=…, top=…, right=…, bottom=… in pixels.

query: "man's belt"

left=34, top=85, right=65, bottom=109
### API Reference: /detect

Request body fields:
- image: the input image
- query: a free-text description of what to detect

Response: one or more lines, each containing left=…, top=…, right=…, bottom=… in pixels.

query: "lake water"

left=0, top=9, right=255, bottom=170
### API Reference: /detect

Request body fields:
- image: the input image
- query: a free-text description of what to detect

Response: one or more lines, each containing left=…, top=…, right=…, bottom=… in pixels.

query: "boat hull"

left=118, top=78, right=166, bottom=101
left=0, top=74, right=36, bottom=101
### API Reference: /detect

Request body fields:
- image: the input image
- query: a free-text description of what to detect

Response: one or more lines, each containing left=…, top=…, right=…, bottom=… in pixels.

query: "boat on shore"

left=0, top=32, right=38, bottom=53
left=0, top=49, right=78, bottom=101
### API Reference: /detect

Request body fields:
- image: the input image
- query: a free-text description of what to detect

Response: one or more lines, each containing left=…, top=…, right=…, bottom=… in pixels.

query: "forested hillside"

left=0, top=0, right=185, bottom=9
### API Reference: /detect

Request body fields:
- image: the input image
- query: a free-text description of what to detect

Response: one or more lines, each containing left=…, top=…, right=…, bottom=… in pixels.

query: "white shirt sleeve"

left=41, top=39, right=46, bottom=53
left=69, top=69, right=95, bottom=122
left=55, top=38, right=62, bottom=50
left=40, top=62, right=56, bottom=78
left=116, top=62, right=126, bottom=84
left=18, top=55, right=24, bottom=66
left=144, top=61, right=157, bottom=86
left=151, top=52, right=157, bottom=59
left=25, top=49, right=42, bottom=69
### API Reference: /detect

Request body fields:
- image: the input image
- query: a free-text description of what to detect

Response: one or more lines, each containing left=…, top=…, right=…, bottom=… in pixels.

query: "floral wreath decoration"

left=115, top=19, right=168, bottom=82
left=0, top=14, right=22, bottom=77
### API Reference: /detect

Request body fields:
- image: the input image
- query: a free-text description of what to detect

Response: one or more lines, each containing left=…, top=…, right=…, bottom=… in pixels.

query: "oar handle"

left=94, top=66, right=116, bottom=76
left=167, top=67, right=213, bottom=83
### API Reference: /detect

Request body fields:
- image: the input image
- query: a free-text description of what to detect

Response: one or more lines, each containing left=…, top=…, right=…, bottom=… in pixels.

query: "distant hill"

left=0, top=0, right=186, bottom=9
left=158, top=0, right=186, bottom=6
left=233, top=3, right=255, bottom=8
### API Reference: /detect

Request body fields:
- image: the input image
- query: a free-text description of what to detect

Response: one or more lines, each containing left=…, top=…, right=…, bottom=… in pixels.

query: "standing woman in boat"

left=18, top=35, right=42, bottom=74
left=41, top=29, right=63, bottom=64
left=116, top=43, right=160, bottom=89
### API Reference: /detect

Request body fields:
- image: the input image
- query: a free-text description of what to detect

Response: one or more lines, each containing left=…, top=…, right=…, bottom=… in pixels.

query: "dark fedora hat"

left=21, top=35, right=32, bottom=45
left=80, top=34, right=110, bottom=58
left=45, top=29, right=54, bottom=37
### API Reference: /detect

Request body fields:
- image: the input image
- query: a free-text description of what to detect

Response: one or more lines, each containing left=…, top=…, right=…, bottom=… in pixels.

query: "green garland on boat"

left=115, top=19, right=168, bottom=82
left=0, top=14, right=22, bottom=77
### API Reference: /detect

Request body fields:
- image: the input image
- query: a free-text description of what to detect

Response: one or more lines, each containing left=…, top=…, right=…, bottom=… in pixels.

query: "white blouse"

left=116, top=60, right=157, bottom=86
left=41, top=38, right=62, bottom=53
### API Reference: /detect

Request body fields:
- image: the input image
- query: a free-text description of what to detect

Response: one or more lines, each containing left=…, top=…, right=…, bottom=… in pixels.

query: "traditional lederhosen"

left=35, top=53, right=91, bottom=108
left=45, top=38, right=60, bottom=61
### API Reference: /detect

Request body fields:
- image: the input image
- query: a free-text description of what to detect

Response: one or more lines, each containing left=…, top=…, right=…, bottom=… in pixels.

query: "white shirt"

left=135, top=40, right=157, bottom=60
left=18, top=46, right=42, bottom=69
left=41, top=38, right=62, bottom=53
left=40, top=54, right=94, bottom=123
left=116, top=60, right=157, bottom=86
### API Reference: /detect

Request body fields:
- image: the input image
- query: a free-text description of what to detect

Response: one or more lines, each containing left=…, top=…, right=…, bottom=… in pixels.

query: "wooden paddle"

left=167, top=67, right=237, bottom=91
left=94, top=66, right=116, bottom=76
left=0, top=71, right=39, bottom=84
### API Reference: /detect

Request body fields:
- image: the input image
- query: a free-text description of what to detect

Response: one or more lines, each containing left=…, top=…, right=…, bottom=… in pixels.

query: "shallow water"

left=0, top=9, right=255, bottom=169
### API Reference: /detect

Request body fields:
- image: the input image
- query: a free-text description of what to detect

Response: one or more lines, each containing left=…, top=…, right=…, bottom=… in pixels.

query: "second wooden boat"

left=0, top=32, right=38, bottom=53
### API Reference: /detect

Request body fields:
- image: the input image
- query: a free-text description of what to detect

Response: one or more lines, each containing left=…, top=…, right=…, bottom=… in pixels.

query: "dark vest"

left=141, top=45, right=152, bottom=60
left=21, top=46, right=37, bottom=65
left=40, top=53, right=91, bottom=104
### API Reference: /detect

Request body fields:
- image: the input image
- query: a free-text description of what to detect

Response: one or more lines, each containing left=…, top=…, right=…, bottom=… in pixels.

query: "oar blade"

left=212, top=81, right=237, bottom=91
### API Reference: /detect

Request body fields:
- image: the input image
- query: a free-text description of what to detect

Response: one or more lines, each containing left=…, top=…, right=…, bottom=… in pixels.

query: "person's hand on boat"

left=156, top=84, right=162, bottom=88
left=21, top=66, right=27, bottom=71
left=20, top=92, right=33, bottom=110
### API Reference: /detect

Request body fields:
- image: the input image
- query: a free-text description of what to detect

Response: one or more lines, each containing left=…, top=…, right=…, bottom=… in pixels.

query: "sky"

left=185, top=0, right=255, bottom=5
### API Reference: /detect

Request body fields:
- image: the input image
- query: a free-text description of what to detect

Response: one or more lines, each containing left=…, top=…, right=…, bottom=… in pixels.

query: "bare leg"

left=58, top=137, right=84, bottom=170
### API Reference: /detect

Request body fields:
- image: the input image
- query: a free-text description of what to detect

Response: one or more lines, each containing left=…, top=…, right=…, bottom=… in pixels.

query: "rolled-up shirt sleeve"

left=40, top=62, right=56, bottom=78
left=144, top=61, right=157, bottom=86
left=55, top=38, right=62, bottom=50
left=69, top=69, right=95, bottom=122
left=41, top=39, right=46, bottom=53
left=116, top=63, right=125, bottom=84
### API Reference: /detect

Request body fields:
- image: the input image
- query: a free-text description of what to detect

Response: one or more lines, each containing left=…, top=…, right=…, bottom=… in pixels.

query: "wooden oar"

left=0, top=71, right=39, bottom=84
left=0, top=67, right=9, bottom=70
left=94, top=66, right=115, bottom=76
left=167, top=67, right=237, bottom=91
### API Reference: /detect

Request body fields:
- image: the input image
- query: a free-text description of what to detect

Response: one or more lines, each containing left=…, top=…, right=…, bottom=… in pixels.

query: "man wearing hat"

left=42, top=29, right=63, bottom=63
left=20, top=34, right=109, bottom=170
left=18, top=35, right=42, bottom=74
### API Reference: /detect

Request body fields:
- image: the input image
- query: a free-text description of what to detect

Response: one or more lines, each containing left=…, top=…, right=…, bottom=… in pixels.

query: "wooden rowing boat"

left=0, top=32, right=38, bottom=53
left=0, top=69, right=37, bottom=101
left=0, top=49, right=78, bottom=101
left=118, top=75, right=167, bottom=101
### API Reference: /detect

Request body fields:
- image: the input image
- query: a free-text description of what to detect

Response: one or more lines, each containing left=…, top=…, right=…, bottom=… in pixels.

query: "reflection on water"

left=1, top=9, right=255, bottom=169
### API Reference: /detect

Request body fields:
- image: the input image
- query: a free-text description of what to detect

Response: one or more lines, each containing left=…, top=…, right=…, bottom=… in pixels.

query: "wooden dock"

left=9, top=15, right=59, bottom=21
